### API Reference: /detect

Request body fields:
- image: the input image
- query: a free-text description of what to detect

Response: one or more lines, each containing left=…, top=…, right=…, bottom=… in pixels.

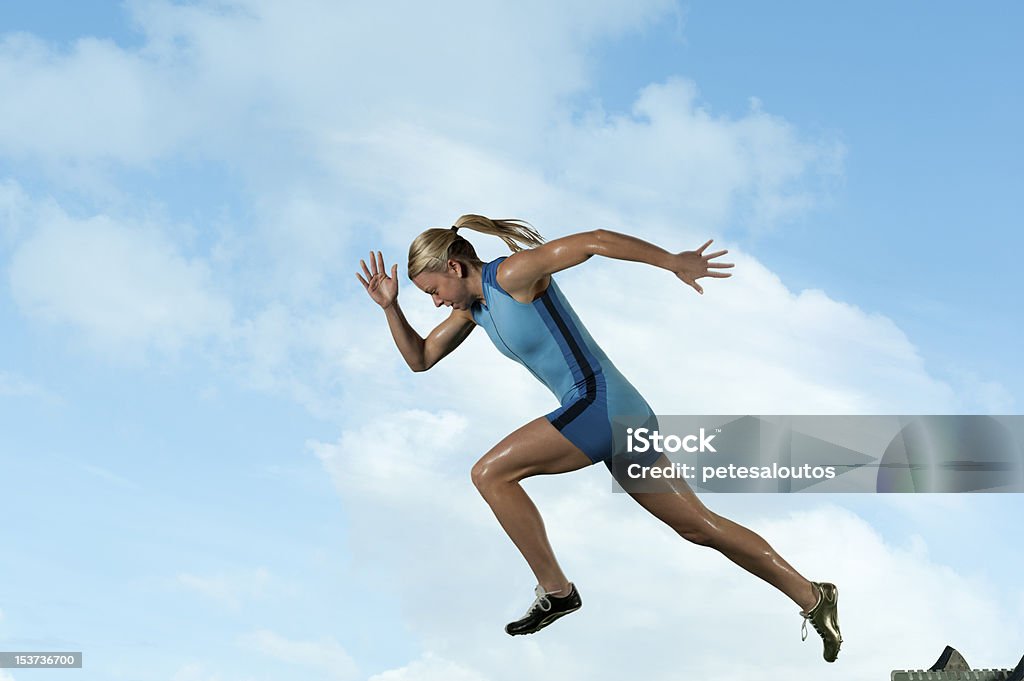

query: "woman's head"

left=408, top=214, right=543, bottom=310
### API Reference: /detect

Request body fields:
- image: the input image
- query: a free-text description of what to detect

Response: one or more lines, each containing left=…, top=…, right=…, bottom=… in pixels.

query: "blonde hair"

left=407, top=214, right=544, bottom=279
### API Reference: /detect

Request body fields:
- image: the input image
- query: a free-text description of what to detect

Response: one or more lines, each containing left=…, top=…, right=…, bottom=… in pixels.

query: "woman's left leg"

left=624, top=454, right=818, bottom=612
left=625, top=463, right=843, bottom=661
left=471, top=415, right=594, bottom=594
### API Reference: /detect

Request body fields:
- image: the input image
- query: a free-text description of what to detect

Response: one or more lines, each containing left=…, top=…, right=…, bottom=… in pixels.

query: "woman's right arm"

left=383, top=304, right=475, bottom=372
left=358, top=251, right=475, bottom=372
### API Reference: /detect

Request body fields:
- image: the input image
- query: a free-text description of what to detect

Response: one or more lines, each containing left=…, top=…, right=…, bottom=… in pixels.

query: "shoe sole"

left=505, top=603, right=582, bottom=636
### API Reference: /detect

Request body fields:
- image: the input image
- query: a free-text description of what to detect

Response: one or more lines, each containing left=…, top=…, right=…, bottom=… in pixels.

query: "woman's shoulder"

left=495, top=253, right=551, bottom=304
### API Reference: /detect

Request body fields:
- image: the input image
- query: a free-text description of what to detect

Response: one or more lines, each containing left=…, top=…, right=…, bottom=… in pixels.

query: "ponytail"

left=452, top=214, right=544, bottom=252
left=407, top=214, right=545, bottom=278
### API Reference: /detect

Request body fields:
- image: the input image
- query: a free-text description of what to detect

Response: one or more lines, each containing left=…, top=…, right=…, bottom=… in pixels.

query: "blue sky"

left=1, top=2, right=1022, bottom=681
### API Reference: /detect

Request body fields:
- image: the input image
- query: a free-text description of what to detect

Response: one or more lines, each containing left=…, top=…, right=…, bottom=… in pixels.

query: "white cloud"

left=176, top=567, right=279, bottom=611
left=0, top=0, right=659, bottom=304
left=368, top=653, right=491, bottom=681
left=170, top=662, right=258, bottom=681
left=171, top=663, right=218, bottom=681
left=0, top=0, right=675, bottom=169
left=0, top=178, right=31, bottom=246
left=0, top=371, right=60, bottom=404
left=237, top=629, right=357, bottom=680
left=0, top=31, right=197, bottom=165
left=225, top=300, right=412, bottom=420
left=8, top=202, right=233, bottom=362
left=548, top=253, right=962, bottom=415
left=549, top=78, right=844, bottom=232
left=940, top=366, right=1017, bottom=414
left=311, top=409, right=484, bottom=520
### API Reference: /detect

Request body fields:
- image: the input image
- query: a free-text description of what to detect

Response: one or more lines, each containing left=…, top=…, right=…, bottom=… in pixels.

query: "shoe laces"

left=800, top=605, right=830, bottom=641
left=521, top=585, right=553, bottom=618
left=800, top=588, right=824, bottom=642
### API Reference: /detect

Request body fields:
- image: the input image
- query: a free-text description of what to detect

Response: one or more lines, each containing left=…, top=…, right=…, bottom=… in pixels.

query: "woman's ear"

left=448, top=259, right=464, bottom=277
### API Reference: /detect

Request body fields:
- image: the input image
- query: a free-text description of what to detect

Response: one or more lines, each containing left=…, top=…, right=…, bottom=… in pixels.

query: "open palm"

left=356, top=250, right=399, bottom=309
left=672, top=239, right=734, bottom=295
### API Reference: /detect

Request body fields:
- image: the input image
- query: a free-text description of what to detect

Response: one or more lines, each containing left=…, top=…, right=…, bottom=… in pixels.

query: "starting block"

left=891, top=646, right=1024, bottom=681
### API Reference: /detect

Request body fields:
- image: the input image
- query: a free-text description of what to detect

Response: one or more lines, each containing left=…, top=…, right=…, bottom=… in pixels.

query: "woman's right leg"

left=471, top=415, right=594, bottom=594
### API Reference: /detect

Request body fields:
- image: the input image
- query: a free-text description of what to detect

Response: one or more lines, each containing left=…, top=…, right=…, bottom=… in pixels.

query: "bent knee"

left=471, top=457, right=501, bottom=491
left=471, top=455, right=522, bottom=492
left=470, top=459, right=488, bottom=490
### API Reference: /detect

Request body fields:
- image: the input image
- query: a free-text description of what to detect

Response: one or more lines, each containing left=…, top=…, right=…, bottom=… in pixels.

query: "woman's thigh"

left=472, top=416, right=595, bottom=485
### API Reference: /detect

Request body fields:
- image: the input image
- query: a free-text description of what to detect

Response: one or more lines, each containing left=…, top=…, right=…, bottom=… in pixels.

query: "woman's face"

left=412, top=261, right=473, bottom=310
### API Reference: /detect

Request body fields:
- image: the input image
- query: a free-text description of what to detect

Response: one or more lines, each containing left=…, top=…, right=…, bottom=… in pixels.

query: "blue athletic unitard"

left=471, top=257, right=659, bottom=470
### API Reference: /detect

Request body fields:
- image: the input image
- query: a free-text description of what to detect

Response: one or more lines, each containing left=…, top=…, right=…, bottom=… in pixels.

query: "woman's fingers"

left=364, top=250, right=391, bottom=282
left=391, top=263, right=398, bottom=279
left=677, top=242, right=731, bottom=293
left=356, top=272, right=369, bottom=289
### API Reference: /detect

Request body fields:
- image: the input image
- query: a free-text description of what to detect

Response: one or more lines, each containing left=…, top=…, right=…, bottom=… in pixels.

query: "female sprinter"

left=356, top=215, right=843, bottom=663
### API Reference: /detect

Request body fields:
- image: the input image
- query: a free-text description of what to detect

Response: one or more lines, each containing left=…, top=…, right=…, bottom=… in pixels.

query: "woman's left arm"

left=499, top=229, right=734, bottom=295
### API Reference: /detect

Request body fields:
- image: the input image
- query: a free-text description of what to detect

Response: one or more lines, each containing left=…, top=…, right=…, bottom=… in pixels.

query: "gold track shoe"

left=800, top=581, right=843, bottom=662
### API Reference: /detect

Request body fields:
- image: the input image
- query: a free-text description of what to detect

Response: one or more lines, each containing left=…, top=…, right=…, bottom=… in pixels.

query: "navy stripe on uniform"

left=537, top=287, right=599, bottom=430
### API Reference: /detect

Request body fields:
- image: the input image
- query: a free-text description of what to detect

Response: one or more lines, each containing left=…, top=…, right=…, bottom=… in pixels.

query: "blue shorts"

left=545, top=368, right=661, bottom=472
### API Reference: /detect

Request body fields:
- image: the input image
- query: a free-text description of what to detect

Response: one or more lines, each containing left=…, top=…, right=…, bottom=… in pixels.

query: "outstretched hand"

left=671, top=240, right=734, bottom=295
left=356, top=250, right=399, bottom=309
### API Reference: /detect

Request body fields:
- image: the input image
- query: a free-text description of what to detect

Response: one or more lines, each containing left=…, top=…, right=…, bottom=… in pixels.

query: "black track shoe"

left=505, top=583, right=582, bottom=636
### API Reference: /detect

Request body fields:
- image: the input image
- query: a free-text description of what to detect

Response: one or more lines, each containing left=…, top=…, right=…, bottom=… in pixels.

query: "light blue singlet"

left=471, top=256, right=659, bottom=469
